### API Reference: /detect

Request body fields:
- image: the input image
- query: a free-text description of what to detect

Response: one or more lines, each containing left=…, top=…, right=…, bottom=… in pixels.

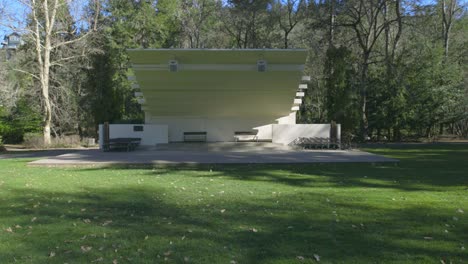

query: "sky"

left=0, top=0, right=89, bottom=38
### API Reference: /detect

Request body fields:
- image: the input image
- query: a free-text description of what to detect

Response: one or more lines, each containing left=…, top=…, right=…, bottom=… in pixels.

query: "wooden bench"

left=234, top=131, right=258, bottom=142
left=183, top=132, right=207, bottom=142
left=103, top=138, right=141, bottom=152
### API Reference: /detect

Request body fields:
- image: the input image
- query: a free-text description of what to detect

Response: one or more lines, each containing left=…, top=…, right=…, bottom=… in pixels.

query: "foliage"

left=324, top=46, right=358, bottom=134
left=0, top=0, right=467, bottom=142
left=0, top=99, right=42, bottom=144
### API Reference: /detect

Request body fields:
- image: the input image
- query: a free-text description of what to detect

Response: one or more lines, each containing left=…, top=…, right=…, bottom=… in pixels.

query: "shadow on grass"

left=1, top=187, right=466, bottom=263
left=69, top=144, right=468, bottom=192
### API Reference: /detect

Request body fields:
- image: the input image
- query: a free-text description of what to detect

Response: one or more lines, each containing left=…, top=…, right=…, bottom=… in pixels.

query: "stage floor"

left=27, top=142, right=398, bottom=166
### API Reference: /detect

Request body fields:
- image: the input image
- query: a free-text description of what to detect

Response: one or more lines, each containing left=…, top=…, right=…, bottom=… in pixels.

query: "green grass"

left=0, top=145, right=467, bottom=263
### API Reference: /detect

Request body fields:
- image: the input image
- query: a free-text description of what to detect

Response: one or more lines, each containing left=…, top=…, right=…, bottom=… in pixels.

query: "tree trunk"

left=329, top=0, right=335, bottom=47
left=360, top=53, right=369, bottom=140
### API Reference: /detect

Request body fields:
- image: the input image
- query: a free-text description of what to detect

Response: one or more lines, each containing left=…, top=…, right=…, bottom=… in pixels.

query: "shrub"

left=23, top=134, right=85, bottom=149
left=23, top=133, right=44, bottom=149
left=52, top=135, right=82, bottom=148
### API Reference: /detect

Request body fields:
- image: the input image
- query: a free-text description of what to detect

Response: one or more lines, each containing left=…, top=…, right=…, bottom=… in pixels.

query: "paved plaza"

left=26, top=143, right=398, bottom=166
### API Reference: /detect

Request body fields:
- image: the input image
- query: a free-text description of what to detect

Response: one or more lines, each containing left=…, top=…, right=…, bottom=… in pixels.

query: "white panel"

left=337, top=124, right=341, bottom=140
left=98, top=125, right=103, bottom=149
left=296, top=92, right=305, bottom=97
left=298, top=84, right=308, bottom=89
left=137, top=98, right=146, bottom=104
left=134, top=92, right=143, bottom=97
left=132, top=83, right=140, bottom=89
left=301, top=76, right=311, bottom=82
left=291, top=106, right=300, bottom=111
left=254, top=124, right=273, bottom=140
left=128, top=76, right=136, bottom=81
left=272, top=124, right=332, bottom=145
left=276, top=112, right=296, bottom=124
left=293, top=98, right=302, bottom=105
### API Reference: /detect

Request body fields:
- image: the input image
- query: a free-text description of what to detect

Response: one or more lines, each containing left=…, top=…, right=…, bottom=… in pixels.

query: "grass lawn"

left=0, top=145, right=466, bottom=263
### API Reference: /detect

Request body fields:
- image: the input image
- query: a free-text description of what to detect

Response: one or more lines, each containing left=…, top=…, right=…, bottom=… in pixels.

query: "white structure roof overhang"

left=127, top=49, right=308, bottom=118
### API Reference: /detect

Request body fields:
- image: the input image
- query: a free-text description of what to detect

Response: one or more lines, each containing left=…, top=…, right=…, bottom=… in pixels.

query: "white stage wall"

left=146, top=115, right=294, bottom=142
left=98, top=124, right=168, bottom=148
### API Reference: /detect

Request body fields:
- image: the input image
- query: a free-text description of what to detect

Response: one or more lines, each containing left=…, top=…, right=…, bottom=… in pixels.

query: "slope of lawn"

left=0, top=145, right=466, bottom=263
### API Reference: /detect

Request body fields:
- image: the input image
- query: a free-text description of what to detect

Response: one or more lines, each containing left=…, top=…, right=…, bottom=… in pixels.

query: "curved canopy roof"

left=128, top=49, right=307, bottom=118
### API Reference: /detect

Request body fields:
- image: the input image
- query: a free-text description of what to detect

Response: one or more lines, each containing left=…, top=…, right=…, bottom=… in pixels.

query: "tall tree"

left=341, top=0, right=398, bottom=140
left=1, top=0, right=99, bottom=145
left=221, top=0, right=274, bottom=48
left=273, top=0, right=306, bottom=48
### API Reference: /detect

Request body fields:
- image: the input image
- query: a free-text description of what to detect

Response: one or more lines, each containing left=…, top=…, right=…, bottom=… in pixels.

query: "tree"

left=340, top=0, right=399, bottom=140
left=0, top=0, right=99, bottom=145
left=179, top=0, right=221, bottom=48
left=272, top=0, right=306, bottom=48
left=221, top=0, right=275, bottom=48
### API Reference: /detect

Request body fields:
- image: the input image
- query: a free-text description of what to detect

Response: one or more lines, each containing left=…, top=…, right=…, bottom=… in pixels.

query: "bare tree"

left=179, top=0, right=219, bottom=48
left=273, top=0, right=306, bottom=48
left=340, top=0, right=399, bottom=139
left=0, top=56, right=21, bottom=111
left=221, top=0, right=272, bottom=48
left=0, top=0, right=99, bottom=145
left=440, top=0, right=460, bottom=59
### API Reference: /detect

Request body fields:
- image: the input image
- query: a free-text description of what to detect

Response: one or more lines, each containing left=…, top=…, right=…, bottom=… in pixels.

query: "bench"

left=183, top=132, right=207, bottom=142
left=234, top=131, right=258, bottom=142
left=103, top=138, right=141, bottom=152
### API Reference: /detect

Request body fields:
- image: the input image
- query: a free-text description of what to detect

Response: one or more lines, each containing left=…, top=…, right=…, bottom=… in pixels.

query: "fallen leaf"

left=112, top=260, right=118, bottom=264
left=92, top=257, right=103, bottom=262
left=80, top=246, right=92, bottom=253
left=313, top=254, right=320, bottom=261
left=424, top=237, right=433, bottom=240
left=31, top=217, right=37, bottom=222
left=297, top=256, right=305, bottom=261
left=102, top=220, right=112, bottom=226
left=251, top=228, right=258, bottom=233
left=49, top=251, right=56, bottom=258
left=230, top=261, right=237, bottom=264
left=457, top=208, right=464, bottom=213
left=5, top=227, right=13, bottom=233
left=164, top=251, right=172, bottom=256
left=144, top=235, right=149, bottom=240
left=83, top=219, right=91, bottom=224
left=184, top=256, right=190, bottom=262
left=220, top=209, right=226, bottom=213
